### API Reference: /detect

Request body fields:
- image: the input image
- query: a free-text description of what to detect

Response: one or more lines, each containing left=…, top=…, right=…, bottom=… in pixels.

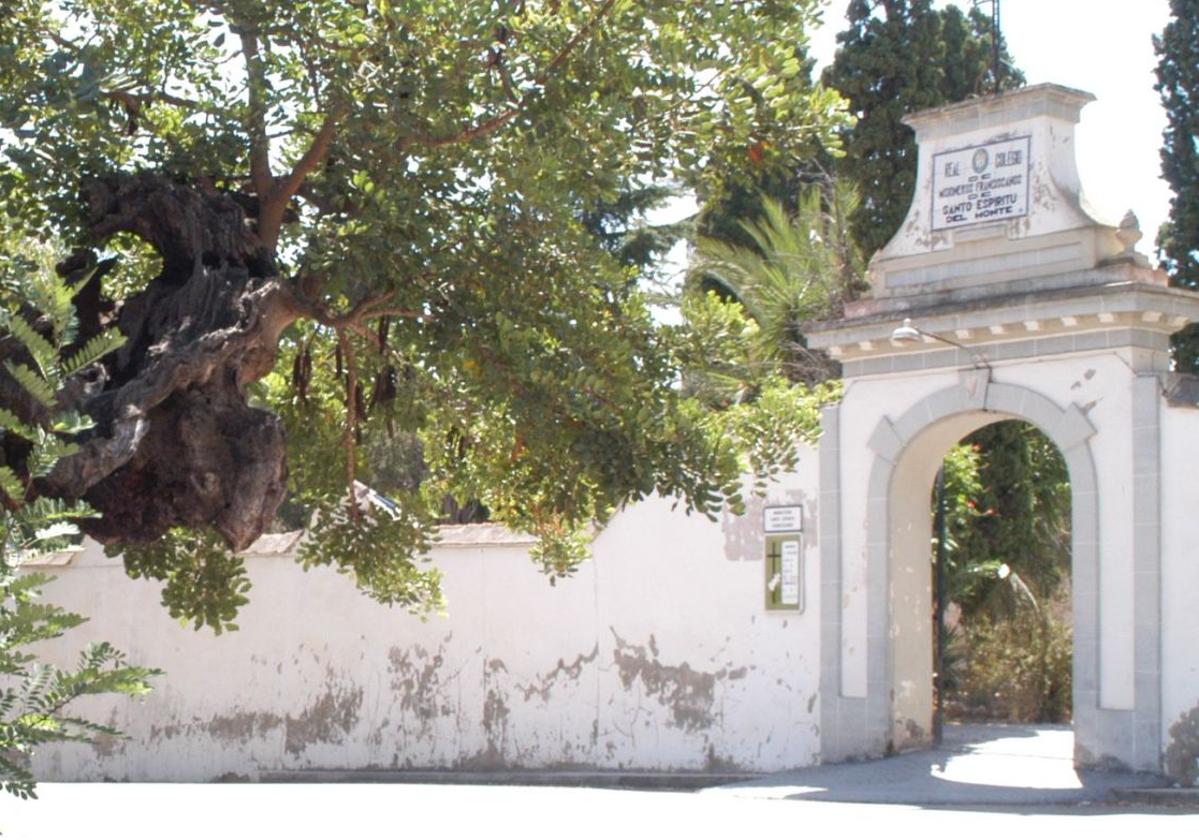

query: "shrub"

left=949, top=607, right=1072, bottom=723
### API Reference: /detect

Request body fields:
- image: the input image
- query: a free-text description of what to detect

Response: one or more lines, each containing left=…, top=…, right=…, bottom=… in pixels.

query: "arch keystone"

left=1051, top=403, right=1098, bottom=451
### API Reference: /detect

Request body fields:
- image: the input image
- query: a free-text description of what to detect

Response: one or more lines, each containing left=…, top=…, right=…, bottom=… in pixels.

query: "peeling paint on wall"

left=610, top=628, right=747, bottom=733
left=142, top=672, right=363, bottom=759
left=205, top=711, right=283, bottom=745
left=722, top=491, right=810, bottom=564
left=515, top=645, right=599, bottom=703
left=704, top=744, right=743, bottom=772
left=723, top=496, right=767, bottom=563
left=388, top=641, right=458, bottom=722
left=283, top=678, right=363, bottom=755
left=89, top=711, right=123, bottom=757
left=30, top=480, right=826, bottom=780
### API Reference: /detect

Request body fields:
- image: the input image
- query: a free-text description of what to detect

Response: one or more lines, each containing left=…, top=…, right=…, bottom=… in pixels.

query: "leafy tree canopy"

left=0, top=2, right=846, bottom=627
left=689, top=185, right=864, bottom=386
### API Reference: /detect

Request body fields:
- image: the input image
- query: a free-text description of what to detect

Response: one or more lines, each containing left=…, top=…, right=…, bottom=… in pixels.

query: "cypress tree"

left=1154, top=0, right=1199, bottom=369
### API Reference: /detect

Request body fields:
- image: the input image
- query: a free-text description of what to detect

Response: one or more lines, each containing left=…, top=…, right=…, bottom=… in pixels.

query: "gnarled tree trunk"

left=28, top=173, right=303, bottom=550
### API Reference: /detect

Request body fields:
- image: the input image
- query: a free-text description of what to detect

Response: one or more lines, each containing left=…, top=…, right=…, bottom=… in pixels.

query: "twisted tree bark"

left=30, top=173, right=304, bottom=550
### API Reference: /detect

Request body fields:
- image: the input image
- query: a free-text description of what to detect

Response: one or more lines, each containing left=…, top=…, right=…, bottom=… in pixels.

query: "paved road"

left=2, top=724, right=1195, bottom=839
left=713, top=721, right=1174, bottom=806
left=3, top=781, right=1196, bottom=840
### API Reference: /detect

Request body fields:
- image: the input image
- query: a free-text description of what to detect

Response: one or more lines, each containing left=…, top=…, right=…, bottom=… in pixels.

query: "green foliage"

left=298, top=490, right=442, bottom=612
left=117, top=491, right=444, bottom=631
left=1154, top=0, right=1199, bottom=369
left=950, top=422, right=1071, bottom=612
left=0, top=573, right=158, bottom=799
left=712, top=376, right=841, bottom=492
left=0, top=242, right=123, bottom=529
left=0, top=2, right=853, bottom=622
left=937, top=421, right=1072, bottom=723
left=949, top=607, right=1073, bottom=724
left=0, top=1, right=848, bottom=245
left=119, top=528, right=252, bottom=634
left=823, top=0, right=1024, bottom=257
left=689, top=186, right=864, bottom=384
left=670, top=290, right=842, bottom=492
left=0, top=252, right=157, bottom=800
left=689, top=34, right=837, bottom=271
left=579, top=183, right=691, bottom=280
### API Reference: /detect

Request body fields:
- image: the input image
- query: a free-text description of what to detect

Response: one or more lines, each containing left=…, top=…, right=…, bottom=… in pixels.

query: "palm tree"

left=689, top=181, right=865, bottom=386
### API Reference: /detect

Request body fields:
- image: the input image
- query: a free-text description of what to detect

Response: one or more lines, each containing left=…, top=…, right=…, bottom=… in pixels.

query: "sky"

left=651, top=0, right=1175, bottom=275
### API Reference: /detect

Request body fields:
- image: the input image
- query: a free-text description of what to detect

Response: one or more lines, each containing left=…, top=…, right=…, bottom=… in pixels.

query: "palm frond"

left=689, top=181, right=864, bottom=384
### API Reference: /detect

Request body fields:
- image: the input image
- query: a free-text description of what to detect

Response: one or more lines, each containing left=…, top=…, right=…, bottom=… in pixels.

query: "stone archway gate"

left=807, top=84, right=1199, bottom=774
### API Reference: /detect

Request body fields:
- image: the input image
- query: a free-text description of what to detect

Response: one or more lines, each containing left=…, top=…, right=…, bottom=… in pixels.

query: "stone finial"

left=1118, top=210, right=1143, bottom=251
left=1111, top=209, right=1150, bottom=268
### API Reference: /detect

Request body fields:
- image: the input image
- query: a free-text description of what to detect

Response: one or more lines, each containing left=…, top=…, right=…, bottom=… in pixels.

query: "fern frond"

left=20, top=497, right=96, bottom=526
left=5, top=313, right=57, bottom=379
left=0, top=465, right=26, bottom=503
left=50, top=409, right=94, bottom=435
left=33, top=522, right=80, bottom=544
left=62, top=331, right=125, bottom=377
left=4, top=361, right=56, bottom=409
left=0, top=407, right=38, bottom=442
left=66, top=265, right=98, bottom=300
left=26, top=436, right=79, bottom=478
left=31, top=267, right=83, bottom=346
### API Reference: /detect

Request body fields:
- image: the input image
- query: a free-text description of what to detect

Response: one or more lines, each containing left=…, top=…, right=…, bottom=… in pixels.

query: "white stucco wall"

left=837, top=370, right=957, bottom=698
left=29, top=457, right=822, bottom=782
left=1159, top=402, right=1199, bottom=777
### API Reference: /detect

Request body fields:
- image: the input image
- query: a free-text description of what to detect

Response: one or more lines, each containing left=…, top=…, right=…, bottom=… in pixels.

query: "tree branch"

left=103, top=88, right=206, bottom=113
left=239, top=29, right=274, bottom=201
left=338, top=330, right=361, bottom=523
left=279, top=281, right=428, bottom=343
left=257, top=111, right=341, bottom=248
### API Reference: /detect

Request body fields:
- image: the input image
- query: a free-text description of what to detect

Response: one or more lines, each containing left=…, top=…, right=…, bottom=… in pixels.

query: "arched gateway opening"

left=880, top=388, right=1086, bottom=752
left=934, top=421, right=1073, bottom=730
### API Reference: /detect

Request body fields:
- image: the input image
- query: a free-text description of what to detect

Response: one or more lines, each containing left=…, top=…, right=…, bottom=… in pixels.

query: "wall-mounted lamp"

left=890, top=318, right=925, bottom=344
left=889, top=318, right=992, bottom=374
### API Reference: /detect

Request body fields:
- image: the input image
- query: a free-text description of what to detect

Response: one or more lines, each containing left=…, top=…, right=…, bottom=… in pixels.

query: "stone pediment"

left=855, top=83, right=1154, bottom=313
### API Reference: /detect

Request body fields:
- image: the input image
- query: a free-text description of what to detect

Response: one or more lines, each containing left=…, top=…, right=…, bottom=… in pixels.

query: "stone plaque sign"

left=763, top=505, right=803, bottom=533
left=932, top=136, right=1030, bottom=230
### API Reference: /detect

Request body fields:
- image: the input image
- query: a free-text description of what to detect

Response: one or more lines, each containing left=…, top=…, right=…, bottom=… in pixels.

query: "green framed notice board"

left=763, top=505, right=802, bottom=612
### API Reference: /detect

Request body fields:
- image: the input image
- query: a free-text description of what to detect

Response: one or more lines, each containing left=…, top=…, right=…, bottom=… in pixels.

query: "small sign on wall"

left=765, top=536, right=802, bottom=611
left=763, top=505, right=803, bottom=534
left=763, top=504, right=803, bottom=612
